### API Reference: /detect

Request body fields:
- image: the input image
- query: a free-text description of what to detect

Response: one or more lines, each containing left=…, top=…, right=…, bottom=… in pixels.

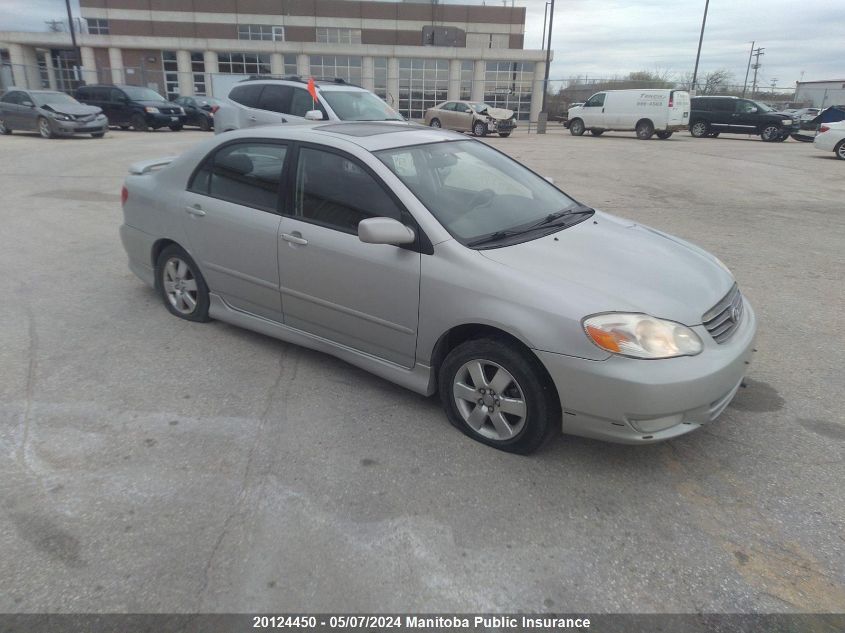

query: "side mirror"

left=749, top=107, right=758, bottom=113
left=358, top=217, right=415, bottom=246
left=305, top=110, right=324, bottom=121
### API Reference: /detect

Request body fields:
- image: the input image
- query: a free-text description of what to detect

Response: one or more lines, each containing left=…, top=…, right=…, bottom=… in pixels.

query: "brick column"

left=176, top=49, right=193, bottom=97
left=79, top=46, right=97, bottom=85
left=471, top=59, right=485, bottom=102
left=448, top=58, right=461, bottom=101
left=361, top=56, right=374, bottom=91
left=296, top=54, right=309, bottom=78
left=270, top=53, right=284, bottom=76
left=387, top=57, right=400, bottom=110
left=530, top=60, right=546, bottom=122
left=108, top=47, right=123, bottom=84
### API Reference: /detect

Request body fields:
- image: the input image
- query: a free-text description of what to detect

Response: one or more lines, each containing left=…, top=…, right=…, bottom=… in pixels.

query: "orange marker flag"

left=307, top=77, right=318, bottom=104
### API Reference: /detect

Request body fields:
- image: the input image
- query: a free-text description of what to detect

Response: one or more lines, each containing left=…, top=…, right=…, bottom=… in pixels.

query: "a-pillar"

left=108, top=47, right=123, bottom=84
left=387, top=57, right=400, bottom=109
left=470, top=59, right=485, bottom=102
left=361, top=56, right=374, bottom=91
left=79, top=45, right=98, bottom=85
left=176, top=49, right=193, bottom=97
left=530, top=60, right=546, bottom=122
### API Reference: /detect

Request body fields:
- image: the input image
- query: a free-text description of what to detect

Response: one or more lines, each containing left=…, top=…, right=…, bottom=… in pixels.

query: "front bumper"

left=147, top=113, right=187, bottom=127
left=52, top=115, right=108, bottom=135
left=488, top=119, right=517, bottom=132
left=536, top=299, right=757, bottom=444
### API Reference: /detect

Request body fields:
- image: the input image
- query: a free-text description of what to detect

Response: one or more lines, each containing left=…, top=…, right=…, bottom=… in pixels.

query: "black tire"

left=635, top=119, right=655, bottom=140
left=775, top=134, right=787, bottom=142
left=429, top=118, right=442, bottom=128
left=690, top=120, right=709, bottom=138
left=498, top=132, right=511, bottom=138
left=198, top=116, right=211, bottom=131
left=569, top=118, right=585, bottom=136
left=0, top=118, right=11, bottom=135
left=38, top=117, right=54, bottom=139
left=91, top=132, right=105, bottom=138
left=656, top=131, right=673, bottom=139
left=169, top=124, right=183, bottom=131
left=119, top=125, right=130, bottom=130
left=131, top=113, right=148, bottom=132
left=835, top=140, right=845, bottom=161
left=473, top=121, right=487, bottom=137
left=438, top=338, right=560, bottom=454
left=154, top=244, right=211, bottom=322
left=590, top=129, right=604, bottom=136
left=760, top=124, right=781, bottom=142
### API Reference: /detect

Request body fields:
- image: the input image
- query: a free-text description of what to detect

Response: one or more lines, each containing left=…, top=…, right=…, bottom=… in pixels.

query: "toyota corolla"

left=119, top=123, right=757, bottom=453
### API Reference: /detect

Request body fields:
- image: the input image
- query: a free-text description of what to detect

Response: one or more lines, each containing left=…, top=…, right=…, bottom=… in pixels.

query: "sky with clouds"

left=2, top=0, right=842, bottom=88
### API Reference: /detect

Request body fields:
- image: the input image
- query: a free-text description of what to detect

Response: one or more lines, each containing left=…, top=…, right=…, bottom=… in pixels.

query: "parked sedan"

left=119, top=123, right=756, bottom=453
left=173, top=96, right=221, bottom=131
left=424, top=101, right=516, bottom=137
left=813, top=121, right=845, bottom=159
left=0, top=88, right=108, bottom=138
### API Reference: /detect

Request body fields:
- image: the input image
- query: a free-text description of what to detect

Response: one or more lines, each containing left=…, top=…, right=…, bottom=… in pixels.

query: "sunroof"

left=315, top=123, right=418, bottom=137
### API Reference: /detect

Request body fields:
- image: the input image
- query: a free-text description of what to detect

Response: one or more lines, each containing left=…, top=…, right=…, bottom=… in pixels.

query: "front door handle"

left=185, top=204, right=206, bottom=217
left=248, top=115, right=257, bottom=121
left=281, top=233, right=307, bottom=245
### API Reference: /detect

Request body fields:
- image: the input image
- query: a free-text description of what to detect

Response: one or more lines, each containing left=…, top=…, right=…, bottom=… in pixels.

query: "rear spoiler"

left=128, top=156, right=177, bottom=175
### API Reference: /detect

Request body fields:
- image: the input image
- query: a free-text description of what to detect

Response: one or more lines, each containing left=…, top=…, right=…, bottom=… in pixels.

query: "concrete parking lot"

left=1, top=125, right=843, bottom=613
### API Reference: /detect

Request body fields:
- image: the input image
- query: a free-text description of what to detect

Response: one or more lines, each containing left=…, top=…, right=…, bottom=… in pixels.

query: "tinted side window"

left=293, top=147, right=402, bottom=233
left=1, top=91, right=24, bottom=104
left=289, top=87, right=325, bottom=118
left=109, top=88, right=126, bottom=102
left=736, top=100, right=757, bottom=113
left=190, top=142, right=286, bottom=211
left=229, top=84, right=264, bottom=108
left=256, top=84, right=293, bottom=113
left=712, top=99, right=734, bottom=112
left=455, top=103, right=471, bottom=113
left=441, top=102, right=456, bottom=111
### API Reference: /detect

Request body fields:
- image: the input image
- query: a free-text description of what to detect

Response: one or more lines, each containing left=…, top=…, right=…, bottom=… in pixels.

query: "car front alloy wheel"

left=690, top=120, right=709, bottom=137
left=760, top=125, right=781, bottom=142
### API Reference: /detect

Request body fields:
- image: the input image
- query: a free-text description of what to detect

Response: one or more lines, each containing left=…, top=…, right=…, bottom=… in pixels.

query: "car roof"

left=234, top=77, right=368, bottom=92
left=220, top=121, right=466, bottom=152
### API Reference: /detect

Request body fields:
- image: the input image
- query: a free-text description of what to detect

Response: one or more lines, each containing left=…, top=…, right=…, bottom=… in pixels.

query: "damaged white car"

left=425, top=100, right=517, bottom=137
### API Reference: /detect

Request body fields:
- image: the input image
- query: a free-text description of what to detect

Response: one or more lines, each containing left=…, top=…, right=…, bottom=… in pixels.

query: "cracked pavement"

left=0, top=127, right=843, bottom=613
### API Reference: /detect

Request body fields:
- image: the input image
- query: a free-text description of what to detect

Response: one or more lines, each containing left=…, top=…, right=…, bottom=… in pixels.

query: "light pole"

left=541, top=0, right=555, bottom=112
left=690, top=0, right=710, bottom=94
left=541, top=2, right=551, bottom=51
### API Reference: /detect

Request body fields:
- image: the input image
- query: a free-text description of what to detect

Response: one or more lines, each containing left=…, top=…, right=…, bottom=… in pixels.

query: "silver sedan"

left=119, top=123, right=756, bottom=453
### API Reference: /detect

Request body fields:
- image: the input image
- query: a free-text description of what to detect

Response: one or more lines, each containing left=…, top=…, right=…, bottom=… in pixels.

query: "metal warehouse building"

left=0, top=0, right=549, bottom=121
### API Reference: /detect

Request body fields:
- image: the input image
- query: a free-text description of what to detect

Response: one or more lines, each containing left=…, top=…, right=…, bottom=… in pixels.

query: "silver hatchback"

left=119, top=123, right=756, bottom=453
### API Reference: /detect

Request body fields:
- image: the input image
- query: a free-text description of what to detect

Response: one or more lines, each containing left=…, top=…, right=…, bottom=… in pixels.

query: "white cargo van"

left=567, top=89, right=690, bottom=139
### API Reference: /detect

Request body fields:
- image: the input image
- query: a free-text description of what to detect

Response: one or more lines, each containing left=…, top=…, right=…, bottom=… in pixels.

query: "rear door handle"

left=281, top=233, right=307, bottom=245
left=185, top=204, right=206, bottom=217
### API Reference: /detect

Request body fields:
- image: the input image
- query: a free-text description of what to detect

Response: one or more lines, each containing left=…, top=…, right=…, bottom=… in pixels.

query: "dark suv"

left=689, top=96, right=798, bottom=142
left=75, top=85, right=186, bottom=131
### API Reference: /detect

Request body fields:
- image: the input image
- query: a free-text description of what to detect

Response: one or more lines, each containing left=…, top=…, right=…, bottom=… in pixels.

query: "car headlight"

left=583, top=313, right=703, bottom=359
left=52, top=112, right=73, bottom=121
left=178, top=107, right=185, bottom=114
left=144, top=106, right=159, bottom=113
left=782, top=119, right=793, bottom=125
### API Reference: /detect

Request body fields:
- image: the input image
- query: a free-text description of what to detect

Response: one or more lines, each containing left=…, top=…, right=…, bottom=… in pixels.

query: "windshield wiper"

left=466, top=229, right=525, bottom=247
left=466, top=205, right=594, bottom=248
left=525, top=205, right=594, bottom=229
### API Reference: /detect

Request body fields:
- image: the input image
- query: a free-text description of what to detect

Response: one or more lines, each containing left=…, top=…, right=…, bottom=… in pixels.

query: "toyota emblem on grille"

left=730, top=305, right=740, bottom=323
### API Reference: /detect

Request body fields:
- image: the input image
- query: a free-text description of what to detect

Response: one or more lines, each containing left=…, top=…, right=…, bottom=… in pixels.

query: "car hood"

left=479, top=106, right=514, bottom=120
left=41, top=103, right=101, bottom=116
left=479, top=210, right=734, bottom=326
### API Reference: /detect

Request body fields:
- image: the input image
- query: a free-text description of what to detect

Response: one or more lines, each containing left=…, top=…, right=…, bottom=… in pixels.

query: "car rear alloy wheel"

left=690, top=120, right=709, bottom=137
left=835, top=140, right=845, bottom=160
left=199, top=117, right=211, bottom=131
left=760, top=125, right=781, bottom=142
left=439, top=338, right=559, bottom=454
left=473, top=121, right=488, bottom=137
left=429, top=118, right=441, bottom=128
left=569, top=119, right=585, bottom=136
left=635, top=119, right=655, bottom=140
left=38, top=117, right=54, bottom=139
left=156, top=245, right=210, bottom=322
left=0, top=119, right=11, bottom=134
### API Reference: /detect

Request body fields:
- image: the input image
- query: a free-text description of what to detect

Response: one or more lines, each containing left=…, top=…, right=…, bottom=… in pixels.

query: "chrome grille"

left=702, top=283, right=744, bottom=343
left=78, top=114, right=95, bottom=123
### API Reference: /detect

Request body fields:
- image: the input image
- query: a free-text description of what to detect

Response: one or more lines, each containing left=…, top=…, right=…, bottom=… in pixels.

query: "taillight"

left=121, top=185, right=128, bottom=205
left=669, top=95, right=674, bottom=108
left=819, top=125, right=830, bottom=134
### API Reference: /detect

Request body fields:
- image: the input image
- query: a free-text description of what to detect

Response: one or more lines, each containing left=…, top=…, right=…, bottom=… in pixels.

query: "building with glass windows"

left=0, top=0, right=548, bottom=121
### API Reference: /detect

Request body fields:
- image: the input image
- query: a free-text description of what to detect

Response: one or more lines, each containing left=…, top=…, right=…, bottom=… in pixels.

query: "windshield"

left=32, top=92, right=79, bottom=106
left=376, top=140, right=587, bottom=245
left=320, top=90, right=403, bottom=121
left=122, top=86, right=165, bottom=102
left=469, top=103, right=493, bottom=113
left=753, top=101, right=775, bottom=112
